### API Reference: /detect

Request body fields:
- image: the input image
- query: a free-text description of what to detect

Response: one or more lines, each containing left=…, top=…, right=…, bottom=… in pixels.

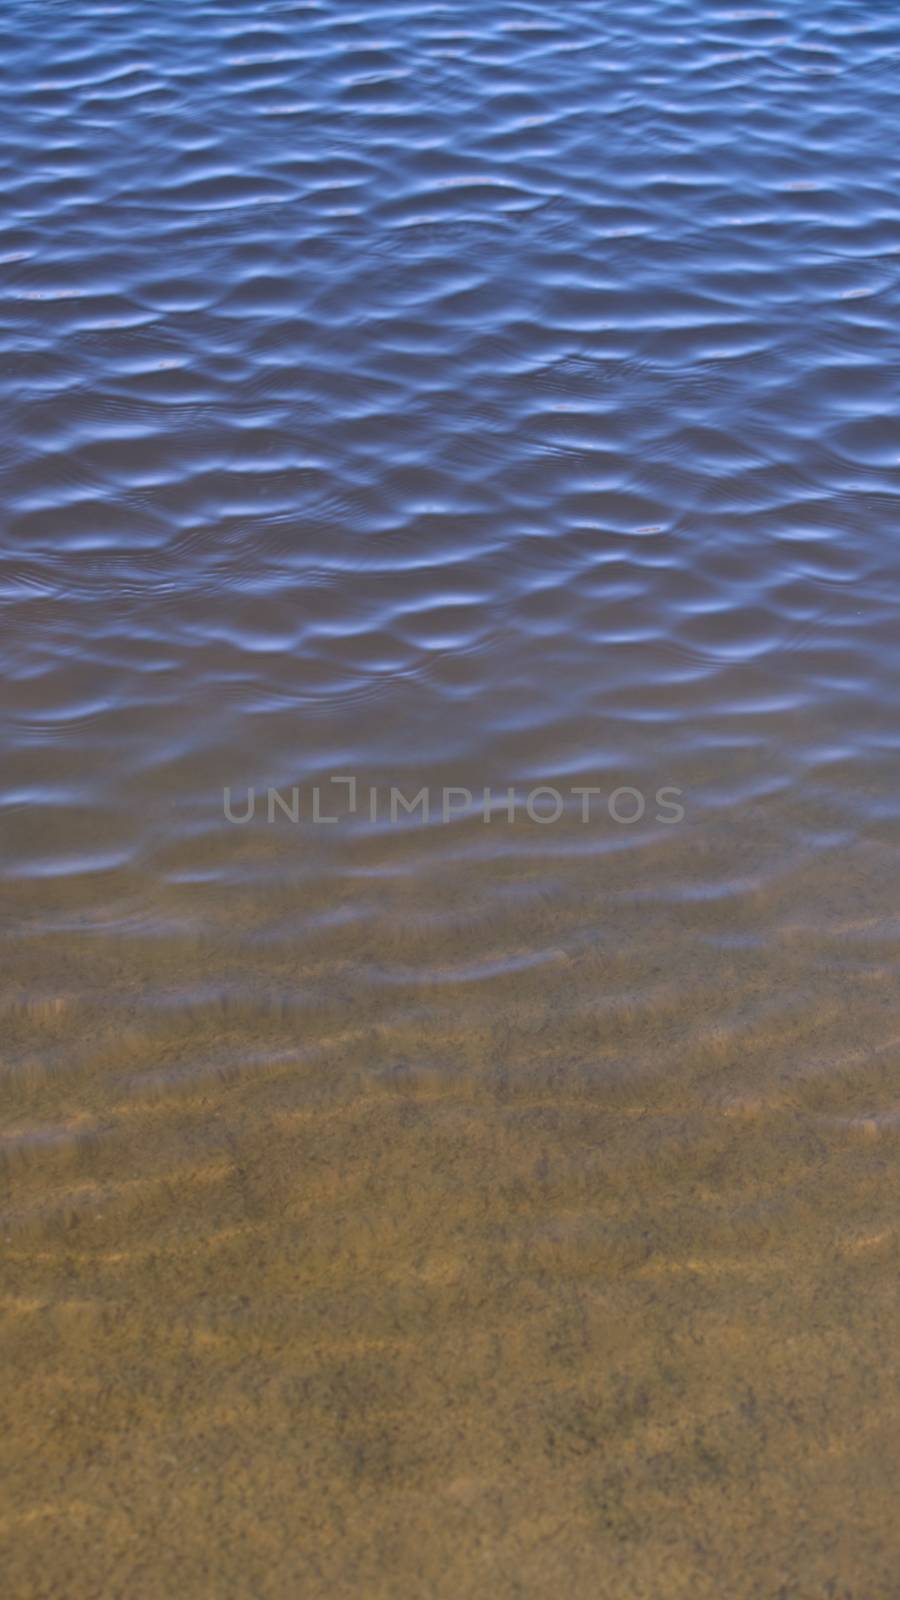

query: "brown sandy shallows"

left=2, top=867, right=900, bottom=1600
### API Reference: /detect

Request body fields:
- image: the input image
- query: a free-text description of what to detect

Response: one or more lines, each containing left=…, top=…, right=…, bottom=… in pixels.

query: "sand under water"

left=2, top=1, right=899, bottom=1595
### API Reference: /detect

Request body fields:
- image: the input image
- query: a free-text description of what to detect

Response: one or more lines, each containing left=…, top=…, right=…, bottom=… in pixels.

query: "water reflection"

left=2, top=0, right=900, bottom=1593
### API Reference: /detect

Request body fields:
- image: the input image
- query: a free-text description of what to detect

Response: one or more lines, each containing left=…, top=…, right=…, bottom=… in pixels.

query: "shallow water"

left=2, top=1, right=900, bottom=1594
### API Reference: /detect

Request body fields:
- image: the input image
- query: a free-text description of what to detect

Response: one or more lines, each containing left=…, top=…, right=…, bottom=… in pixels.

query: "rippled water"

left=2, top=1, right=900, bottom=1594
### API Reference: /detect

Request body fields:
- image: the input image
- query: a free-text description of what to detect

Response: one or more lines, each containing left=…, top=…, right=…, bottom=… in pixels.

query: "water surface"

left=2, top=1, right=900, bottom=1595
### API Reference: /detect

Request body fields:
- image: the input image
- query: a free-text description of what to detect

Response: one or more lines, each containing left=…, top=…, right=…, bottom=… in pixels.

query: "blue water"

left=2, top=3, right=900, bottom=1594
